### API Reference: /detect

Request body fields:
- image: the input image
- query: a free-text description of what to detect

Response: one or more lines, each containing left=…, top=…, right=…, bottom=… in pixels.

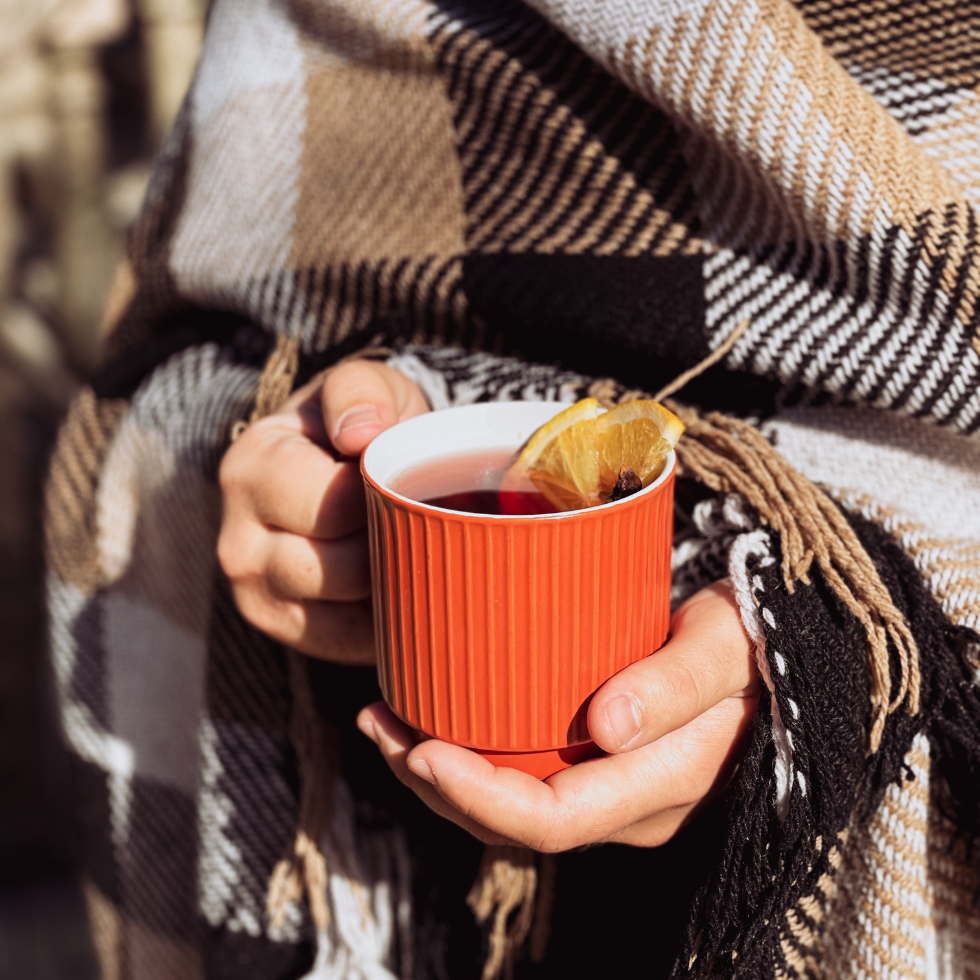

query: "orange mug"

left=362, top=401, right=674, bottom=779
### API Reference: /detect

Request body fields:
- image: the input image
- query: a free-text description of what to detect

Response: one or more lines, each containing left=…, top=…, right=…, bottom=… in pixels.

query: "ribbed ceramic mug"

left=362, top=401, right=674, bottom=779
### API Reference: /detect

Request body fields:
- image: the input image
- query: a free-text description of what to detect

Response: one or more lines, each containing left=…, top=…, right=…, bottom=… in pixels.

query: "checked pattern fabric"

left=44, top=1, right=980, bottom=978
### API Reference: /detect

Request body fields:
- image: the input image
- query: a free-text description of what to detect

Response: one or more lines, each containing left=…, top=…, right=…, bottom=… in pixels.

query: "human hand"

left=218, top=360, right=429, bottom=663
left=357, top=581, right=759, bottom=847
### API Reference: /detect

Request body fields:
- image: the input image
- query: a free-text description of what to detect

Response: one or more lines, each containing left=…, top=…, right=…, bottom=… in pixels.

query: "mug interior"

left=362, top=401, right=675, bottom=517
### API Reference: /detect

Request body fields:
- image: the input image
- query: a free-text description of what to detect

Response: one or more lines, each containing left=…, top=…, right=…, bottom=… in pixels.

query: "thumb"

left=322, top=360, right=429, bottom=456
left=586, top=581, right=757, bottom=753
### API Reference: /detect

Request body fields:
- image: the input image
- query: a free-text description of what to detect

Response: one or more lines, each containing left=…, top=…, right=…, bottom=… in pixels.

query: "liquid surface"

left=390, top=448, right=558, bottom=515
left=422, top=489, right=557, bottom=515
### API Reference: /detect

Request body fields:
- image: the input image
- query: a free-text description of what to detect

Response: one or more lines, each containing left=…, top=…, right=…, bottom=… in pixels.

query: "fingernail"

left=408, top=757, right=435, bottom=784
left=360, top=719, right=379, bottom=745
left=334, top=403, right=380, bottom=439
left=601, top=695, right=641, bottom=749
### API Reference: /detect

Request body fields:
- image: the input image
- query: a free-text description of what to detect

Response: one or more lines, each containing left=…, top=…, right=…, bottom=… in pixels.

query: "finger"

left=602, top=695, right=757, bottom=846
left=598, top=800, right=698, bottom=848
left=322, top=361, right=429, bottom=457
left=231, top=588, right=377, bottom=664
left=407, top=737, right=649, bottom=851
left=406, top=690, right=758, bottom=852
left=357, top=703, right=519, bottom=846
left=221, top=417, right=366, bottom=540
left=588, top=580, right=757, bottom=753
left=297, top=599, right=377, bottom=663
left=264, top=529, right=371, bottom=602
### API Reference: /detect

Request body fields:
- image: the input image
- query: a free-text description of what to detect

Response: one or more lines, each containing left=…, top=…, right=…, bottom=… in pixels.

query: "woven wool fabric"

left=44, top=0, right=980, bottom=978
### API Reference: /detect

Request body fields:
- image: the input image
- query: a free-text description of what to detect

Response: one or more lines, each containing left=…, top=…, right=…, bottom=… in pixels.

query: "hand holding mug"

left=359, top=581, right=759, bottom=849
left=217, top=360, right=429, bottom=662
left=219, top=369, right=760, bottom=849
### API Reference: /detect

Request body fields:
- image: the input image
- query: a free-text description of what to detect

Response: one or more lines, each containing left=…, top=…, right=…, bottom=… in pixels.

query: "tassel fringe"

left=667, top=404, right=919, bottom=752
left=253, top=334, right=301, bottom=424
left=467, top=846, right=555, bottom=980
left=267, top=650, right=337, bottom=933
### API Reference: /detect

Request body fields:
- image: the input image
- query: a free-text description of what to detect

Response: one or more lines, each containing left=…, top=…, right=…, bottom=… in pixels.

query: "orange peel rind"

left=507, top=398, right=683, bottom=512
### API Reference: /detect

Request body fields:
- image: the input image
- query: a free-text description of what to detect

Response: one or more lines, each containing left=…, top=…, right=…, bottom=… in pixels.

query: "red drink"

left=421, top=489, right=556, bottom=515
left=389, top=448, right=557, bottom=515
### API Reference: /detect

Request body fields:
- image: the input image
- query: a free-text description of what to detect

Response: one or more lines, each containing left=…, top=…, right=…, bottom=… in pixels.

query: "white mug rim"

left=361, top=400, right=676, bottom=520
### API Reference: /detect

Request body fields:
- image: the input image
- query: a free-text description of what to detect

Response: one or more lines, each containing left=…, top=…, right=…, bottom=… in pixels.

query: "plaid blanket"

left=45, top=0, right=980, bottom=977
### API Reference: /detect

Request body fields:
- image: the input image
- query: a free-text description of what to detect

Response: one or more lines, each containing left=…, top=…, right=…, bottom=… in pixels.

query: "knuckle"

left=216, top=524, right=261, bottom=583
left=218, top=436, right=253, bottom=497
left=215, top=526, right=243, bottom=580
left=228, top=582, right=268, bottom=633
left=660, top=662, right=704, bottom=719
left=219, top=424, right=281, bottom=501
left=217, top=454, right=239, bottom=499
left=244, top=594, right=299, bottom=645
left=222, top=562, right=295, bottom=643
left=639, top=662, right=701, bottom=729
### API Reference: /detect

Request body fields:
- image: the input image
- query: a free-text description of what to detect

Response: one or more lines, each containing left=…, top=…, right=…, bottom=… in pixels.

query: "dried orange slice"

left=512, top=398, right=602, bottom=510
left=509, top=398, right=683, bottom=512
left=597, top=400, right=684, bottom=498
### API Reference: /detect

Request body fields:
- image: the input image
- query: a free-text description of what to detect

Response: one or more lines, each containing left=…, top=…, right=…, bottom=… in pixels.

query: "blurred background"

left=0, top=0, right=205, bottom=974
